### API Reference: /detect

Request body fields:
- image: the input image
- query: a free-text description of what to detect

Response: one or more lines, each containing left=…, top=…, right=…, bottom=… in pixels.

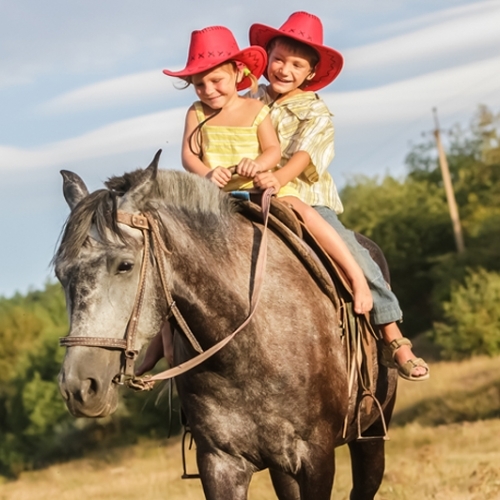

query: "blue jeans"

left=313, top=206, right=402, bottom=325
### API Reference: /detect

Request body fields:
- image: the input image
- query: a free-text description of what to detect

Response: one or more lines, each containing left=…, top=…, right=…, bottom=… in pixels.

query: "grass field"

left=1, top=355, right=500, bottom=499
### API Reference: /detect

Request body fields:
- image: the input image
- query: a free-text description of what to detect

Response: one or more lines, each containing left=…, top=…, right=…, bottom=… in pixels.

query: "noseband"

left=60, top=189, right=274, bottom=390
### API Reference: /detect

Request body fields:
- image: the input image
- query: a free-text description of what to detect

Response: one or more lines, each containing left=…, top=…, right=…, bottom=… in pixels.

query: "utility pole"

left=432, top=107, right=465, bottom=253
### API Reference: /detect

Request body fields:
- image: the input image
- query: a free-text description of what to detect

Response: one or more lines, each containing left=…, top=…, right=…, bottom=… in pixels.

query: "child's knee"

left=282, top=196, right=311, bottom=222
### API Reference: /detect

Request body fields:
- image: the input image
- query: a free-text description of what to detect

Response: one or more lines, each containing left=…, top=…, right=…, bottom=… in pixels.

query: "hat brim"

left=163, top=46, right=267, bottom=91
left=249, top=23, right=343, bottom=91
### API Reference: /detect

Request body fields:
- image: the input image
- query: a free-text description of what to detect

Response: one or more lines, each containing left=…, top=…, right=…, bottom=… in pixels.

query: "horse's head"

left=55, top=151, right=166, bottom=417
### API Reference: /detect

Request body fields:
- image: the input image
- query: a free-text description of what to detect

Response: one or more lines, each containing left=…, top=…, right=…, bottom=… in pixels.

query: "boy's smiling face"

left=266, top=41, right=316, bottom=98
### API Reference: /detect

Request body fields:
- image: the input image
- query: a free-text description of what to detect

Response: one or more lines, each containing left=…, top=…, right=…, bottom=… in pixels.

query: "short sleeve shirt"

left=250, top=84, right=344, bottom=214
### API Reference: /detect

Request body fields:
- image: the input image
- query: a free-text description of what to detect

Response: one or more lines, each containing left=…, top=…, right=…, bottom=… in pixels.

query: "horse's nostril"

left=87, top=377, right=99, bottom=397
left=76, top=378, right=99, bottom=403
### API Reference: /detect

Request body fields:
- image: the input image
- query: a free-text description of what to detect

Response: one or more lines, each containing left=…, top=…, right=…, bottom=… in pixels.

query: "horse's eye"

left=117, top=261, right=134, bottom=274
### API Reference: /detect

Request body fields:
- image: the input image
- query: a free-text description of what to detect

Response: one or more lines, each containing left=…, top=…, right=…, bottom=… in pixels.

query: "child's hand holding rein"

left=205, top=166, right=232, bottom=188
left=253, top=171, right=281, bottom=193
left=236, top=157, right=264, bottom=178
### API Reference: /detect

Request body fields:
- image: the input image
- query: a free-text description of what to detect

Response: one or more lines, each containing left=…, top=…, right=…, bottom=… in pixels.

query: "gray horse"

left=55, top=152, right=397, bottom=500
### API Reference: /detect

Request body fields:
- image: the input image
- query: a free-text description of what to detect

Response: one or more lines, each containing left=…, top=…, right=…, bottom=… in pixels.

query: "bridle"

left=60, top=189, right=274, bottom=391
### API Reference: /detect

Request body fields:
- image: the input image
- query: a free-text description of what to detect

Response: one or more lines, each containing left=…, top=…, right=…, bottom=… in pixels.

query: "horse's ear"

left=61, top=170, right=89, bottom=211
left=146, top=149, right=161, bottom=180
left=129, top=149, right=162, bottom=190
left=119, top=150, right=162, bottom=210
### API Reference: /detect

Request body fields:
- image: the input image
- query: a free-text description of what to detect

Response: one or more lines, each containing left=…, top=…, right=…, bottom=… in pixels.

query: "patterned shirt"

left=249, top=84, right=344, bottom=213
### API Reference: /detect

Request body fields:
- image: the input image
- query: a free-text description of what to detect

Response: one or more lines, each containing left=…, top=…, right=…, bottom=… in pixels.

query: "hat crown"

left=187, top=26, right=240, bottom=65
left=163, top=25, right=267, bottom=91
left=278, top=11, right=324, bottom=46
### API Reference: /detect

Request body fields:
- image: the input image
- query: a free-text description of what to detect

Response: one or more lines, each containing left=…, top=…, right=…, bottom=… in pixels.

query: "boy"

left=248, top=11, right=428, bottom=380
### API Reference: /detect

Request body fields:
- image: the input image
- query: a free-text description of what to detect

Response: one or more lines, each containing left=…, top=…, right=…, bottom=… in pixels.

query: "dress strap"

left=252, top=105, right=270, bottom=127
left=193, top=101, right=206, bottom=123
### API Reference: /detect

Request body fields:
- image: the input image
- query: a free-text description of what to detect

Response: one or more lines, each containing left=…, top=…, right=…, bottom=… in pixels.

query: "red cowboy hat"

left=163, top=26, right=267, bottom=91
left=249, top=12, right=344, bottom=91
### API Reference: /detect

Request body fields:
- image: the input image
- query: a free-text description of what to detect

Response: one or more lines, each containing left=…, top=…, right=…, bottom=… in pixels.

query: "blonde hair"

left=177, top=61, right=258, bottom=93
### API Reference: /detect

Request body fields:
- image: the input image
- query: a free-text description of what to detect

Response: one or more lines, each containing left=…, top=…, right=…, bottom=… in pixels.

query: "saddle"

left=234, top=193, right=387, bottom=440
left=235, top=193, right=362, bottom=315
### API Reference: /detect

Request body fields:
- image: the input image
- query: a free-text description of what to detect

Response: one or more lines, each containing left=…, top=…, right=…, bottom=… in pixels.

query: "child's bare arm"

left=253, top=150, right=310, bottom=190
left=255, top=114, right=282, bottom=169
left=236, top=113, right=281, bottom=178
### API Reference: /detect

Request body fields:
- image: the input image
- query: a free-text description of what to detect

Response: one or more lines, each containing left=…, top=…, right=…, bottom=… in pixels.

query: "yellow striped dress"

left=194, top=101, right=299, bottom=197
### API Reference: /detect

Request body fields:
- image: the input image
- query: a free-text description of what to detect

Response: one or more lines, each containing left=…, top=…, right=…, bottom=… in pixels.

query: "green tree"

left=431, top=268, right=500, bottom=359
left=0, top=282, right=176, bottom=477
left=339, top=105, right=500, bottom=336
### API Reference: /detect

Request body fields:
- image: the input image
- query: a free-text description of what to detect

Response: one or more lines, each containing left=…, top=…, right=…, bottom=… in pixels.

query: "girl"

left=136, top=25, right=373, bottom=373
left=247, top=11, right=429, bottom=381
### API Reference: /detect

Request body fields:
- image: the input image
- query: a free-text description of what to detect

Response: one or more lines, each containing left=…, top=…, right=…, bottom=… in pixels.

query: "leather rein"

left=59, top=189, right=274, bottom=391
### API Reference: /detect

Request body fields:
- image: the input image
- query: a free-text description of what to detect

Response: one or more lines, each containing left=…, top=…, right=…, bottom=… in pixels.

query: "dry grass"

left=2, top=355, right=500, bottom=499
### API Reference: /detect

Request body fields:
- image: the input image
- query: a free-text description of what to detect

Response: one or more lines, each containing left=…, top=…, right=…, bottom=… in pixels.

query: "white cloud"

left=33, top=0, right=500, bottom=117
left=0, top=0, right=312, bottom=89
left=0, top=108, right=186, bottom=171
left=38, top=69, right=183, bottom=114
left=324, top=55, right=500, bottom=126
left=345, top=0, right=500, bottom=72
left=371, top=0, right=500, bottom=36
left=3, top=53, right=499, bottom=175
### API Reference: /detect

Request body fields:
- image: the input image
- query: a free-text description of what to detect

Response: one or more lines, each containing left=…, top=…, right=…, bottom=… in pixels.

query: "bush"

left=0, top=282, right=178, bottom=477
left=431, top=268, right=500, bottom=359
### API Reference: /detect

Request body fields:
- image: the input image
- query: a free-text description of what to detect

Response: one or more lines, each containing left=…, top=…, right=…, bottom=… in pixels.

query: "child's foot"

left=351, top=277, right=373, bottom=315
left=394, top=345, right=429, bottom=380
left=385, top=338, right=429, bottom=381
left=379, top=322, right=429, bottom=381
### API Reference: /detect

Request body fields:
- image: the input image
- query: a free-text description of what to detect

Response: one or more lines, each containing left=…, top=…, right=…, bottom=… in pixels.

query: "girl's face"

left=267, top=42, right=315, bottom=97
left=191, top=64, right=240, bottom=110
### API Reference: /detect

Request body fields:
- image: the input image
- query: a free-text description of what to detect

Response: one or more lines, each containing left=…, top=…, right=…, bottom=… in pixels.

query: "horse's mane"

left=107, top=169, right=237, bottom=218
left=55, top=168, right=238, bottom=263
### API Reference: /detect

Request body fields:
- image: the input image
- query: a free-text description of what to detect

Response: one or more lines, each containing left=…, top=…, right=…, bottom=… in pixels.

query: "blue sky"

left=1, top=0, right=500, bottom=297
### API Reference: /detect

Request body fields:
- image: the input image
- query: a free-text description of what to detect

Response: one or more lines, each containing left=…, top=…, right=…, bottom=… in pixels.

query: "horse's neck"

left=166, top=211, right=252, bottom=342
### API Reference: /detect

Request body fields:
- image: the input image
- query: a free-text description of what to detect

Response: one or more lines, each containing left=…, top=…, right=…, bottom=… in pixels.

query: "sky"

left=1, top=0, right=499, bottom=297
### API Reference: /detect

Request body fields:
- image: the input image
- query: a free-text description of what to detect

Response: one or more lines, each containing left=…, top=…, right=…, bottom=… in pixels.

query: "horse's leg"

left=269, top=469, right=300, bottom=500
left=348, top=438, right=385, bottom=500
left=296, top=448, right=336, bottom=500
left=347, top=393, right=397, bottom=500
left=197, top=449, right=254, bottom=500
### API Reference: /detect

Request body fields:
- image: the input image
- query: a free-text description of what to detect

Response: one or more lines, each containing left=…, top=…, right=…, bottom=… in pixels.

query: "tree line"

left=0, top=105, right=498, bottom=477
left=340, top=104, right=500, bottom=356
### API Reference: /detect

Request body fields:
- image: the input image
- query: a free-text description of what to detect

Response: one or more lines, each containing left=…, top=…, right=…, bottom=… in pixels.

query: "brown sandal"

left=381, top=338, right=430, bottom=382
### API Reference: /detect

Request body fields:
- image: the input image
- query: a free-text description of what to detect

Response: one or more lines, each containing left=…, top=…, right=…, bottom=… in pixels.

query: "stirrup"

left=181, top=425, right=201, bottom=480
left=356, top=390, right=390, bottom=441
